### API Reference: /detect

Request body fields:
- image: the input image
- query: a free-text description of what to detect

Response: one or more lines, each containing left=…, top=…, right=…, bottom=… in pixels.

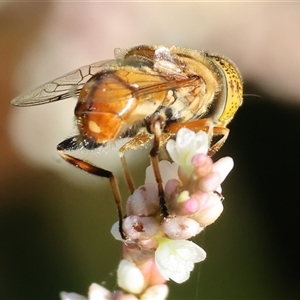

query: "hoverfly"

left=11, top=45, right=243, bottom=238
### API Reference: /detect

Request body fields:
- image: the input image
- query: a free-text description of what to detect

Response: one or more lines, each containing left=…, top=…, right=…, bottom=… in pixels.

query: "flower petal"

left=166, top=129, right=209, bottom=175
left=140, top=284, right=169, bottom=300
left=60, top=292, right=87, bottom=300
left=192, top=192, right=224, bottom=226
left=162, top=217, right=203, bottom=239
left=88, top=283, right=112, bottom=300
left=145, top=161, right=179, bottom=186
left=212, top=156, right=234, bottom=182
left=126, top=183, right=160, bottom=216
left=117, top=259, right=145, bottom=294
left=155, top=238, right=206, bottom=283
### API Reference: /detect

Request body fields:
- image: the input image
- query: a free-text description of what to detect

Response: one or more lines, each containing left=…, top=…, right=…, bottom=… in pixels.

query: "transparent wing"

left=11, top=59, right=115, bottom=107
left=11, top=48, right=198, bottom=108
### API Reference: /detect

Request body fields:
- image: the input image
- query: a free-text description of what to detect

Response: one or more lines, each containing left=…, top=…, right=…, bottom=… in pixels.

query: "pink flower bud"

left=126, top=183, right=160, bottom=217
left=122, top=216, right=160, bottom=240
left=192, top=193, right=224, bottom=226
left=162, top=216, right=203, bottom=239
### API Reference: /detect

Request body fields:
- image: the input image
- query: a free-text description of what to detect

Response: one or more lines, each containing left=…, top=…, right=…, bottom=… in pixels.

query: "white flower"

left=162, top=216, right=203, bottom=240
left=60, top=292, right=87, bottom=300
left=166, top=128, right=209, bottom=175
left=154, top=238, right=206, bottom=284
left=211, top=156, right=234, bottom=189
left=88, top=283, right=112, bottom=300
left=140, top=284, right=169, bottom=300
left=191, top=192, right=224, bottom=226
left=110, top=221, right=127, bottom=242
left=122, top=215, right=160, bottom=240
left=145, top=160, right=179, bottom=186
left=117, top=259, right=145, bottom=294
left=126, top=183, right=160, bottom=216
left=60, top=283, right=112, bottom=300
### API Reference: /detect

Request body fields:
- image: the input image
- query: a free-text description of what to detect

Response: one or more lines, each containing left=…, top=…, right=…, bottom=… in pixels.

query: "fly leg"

left=148, top=115, right=169, bottom=218
left=119, top=131, right=173, bottom=194
left=119, top=115, right=170, bottom=218
left=119, top=132, right=152, bottom=194
left=206, top=126, right=229, bottom=156
left=56, top=136, right=127, bottom=240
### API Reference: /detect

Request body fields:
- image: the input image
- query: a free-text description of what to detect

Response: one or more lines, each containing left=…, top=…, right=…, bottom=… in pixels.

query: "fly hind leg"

left=57, top=136, right=126, bottom=239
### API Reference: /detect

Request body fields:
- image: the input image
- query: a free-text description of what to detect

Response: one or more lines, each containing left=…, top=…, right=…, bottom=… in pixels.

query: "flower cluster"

left=61, top=128, right=233, bottom=300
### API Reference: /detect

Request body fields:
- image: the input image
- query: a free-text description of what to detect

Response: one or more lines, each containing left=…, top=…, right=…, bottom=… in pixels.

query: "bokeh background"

left=1, top=2, right=300, bottom=299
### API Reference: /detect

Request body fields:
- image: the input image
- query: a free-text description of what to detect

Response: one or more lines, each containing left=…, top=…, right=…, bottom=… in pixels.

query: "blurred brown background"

left=1, top=2, right=300, bottom=299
